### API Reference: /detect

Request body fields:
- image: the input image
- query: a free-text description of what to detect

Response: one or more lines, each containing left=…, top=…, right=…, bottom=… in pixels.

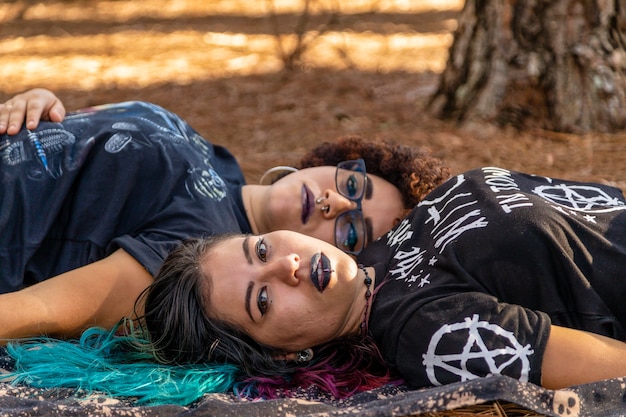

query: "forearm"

left=0, top=249, right=153, bottom=342
left=0, top=290, right=57, bottom=342
left=542, top=325, right=626, bottom=389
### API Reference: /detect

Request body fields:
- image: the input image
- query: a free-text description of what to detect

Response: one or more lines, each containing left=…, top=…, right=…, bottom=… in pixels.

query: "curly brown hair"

left=298, top=135, right=451, bottom=212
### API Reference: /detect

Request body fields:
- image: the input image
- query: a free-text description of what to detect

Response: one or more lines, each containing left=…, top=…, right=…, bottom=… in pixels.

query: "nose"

left=261, top=253, right=300, bottom=286
left=320, top=189, right=357, bottom=218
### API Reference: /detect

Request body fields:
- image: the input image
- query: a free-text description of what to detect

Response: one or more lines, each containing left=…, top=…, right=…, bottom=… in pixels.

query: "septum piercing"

left=316, top=196, right=330, bottom=213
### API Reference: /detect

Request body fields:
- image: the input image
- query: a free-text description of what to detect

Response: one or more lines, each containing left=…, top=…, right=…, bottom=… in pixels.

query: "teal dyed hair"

left=5, top=326, right=241, bottom=405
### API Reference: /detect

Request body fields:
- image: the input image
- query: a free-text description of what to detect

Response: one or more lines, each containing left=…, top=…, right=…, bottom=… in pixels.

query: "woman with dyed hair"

left=137, top=165, right=626, bottom=399
left=0, top=89, right=450, bottom=342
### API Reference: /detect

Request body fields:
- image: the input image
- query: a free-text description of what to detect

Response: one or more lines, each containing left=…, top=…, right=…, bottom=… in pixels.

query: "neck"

left=240, top=185, right=264, bottom=233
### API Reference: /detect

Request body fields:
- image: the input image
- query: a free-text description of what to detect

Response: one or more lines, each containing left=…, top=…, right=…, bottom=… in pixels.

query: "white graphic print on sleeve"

left=422, top=315, right=533, bottom=386
left=533, top=183, right=626, bottom=214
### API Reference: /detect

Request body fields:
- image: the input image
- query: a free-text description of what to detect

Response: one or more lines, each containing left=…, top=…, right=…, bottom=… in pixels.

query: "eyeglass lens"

left=335, top=159, right=367, bottom=255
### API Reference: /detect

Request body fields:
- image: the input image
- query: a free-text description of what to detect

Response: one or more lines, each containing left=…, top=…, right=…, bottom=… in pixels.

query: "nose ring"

left=316, top=196, right=329, bottom=213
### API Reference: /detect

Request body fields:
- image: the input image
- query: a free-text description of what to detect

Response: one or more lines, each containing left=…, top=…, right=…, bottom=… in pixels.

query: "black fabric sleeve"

left=392, top=292, right=551, bottom=389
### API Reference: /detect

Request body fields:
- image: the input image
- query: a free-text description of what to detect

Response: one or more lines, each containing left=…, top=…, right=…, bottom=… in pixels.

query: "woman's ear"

left=272, top=348, right=314, bottom=363
left=394, top=210, right=410, bottom=227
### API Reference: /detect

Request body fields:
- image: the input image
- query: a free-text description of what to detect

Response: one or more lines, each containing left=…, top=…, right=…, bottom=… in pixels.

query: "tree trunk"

left=428, top=0, right=626, bottom=133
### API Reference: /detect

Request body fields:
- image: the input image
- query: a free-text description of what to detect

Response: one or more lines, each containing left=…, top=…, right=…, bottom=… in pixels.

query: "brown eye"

left=257, top=286, right=268, bottom=315
left=255, top=238, right=268, bottom=262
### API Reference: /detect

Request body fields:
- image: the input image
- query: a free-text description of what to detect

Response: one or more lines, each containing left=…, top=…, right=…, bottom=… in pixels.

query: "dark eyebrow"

left=363, top=178, right=373, bottom=244
left=364, top=217, right=373, bottom=245
left=242, top=235, right=255, bottom=322
left=364, top=177, right=373, bottom=200
left=245, top=281, right=255, bottom=322
left=242, top=235, right=252, bottom=265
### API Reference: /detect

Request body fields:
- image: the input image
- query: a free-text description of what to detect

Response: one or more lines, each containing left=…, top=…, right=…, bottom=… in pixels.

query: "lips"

left=310, top=253, right=332, bottom=292
left=301, top=184, right=315, bottom=224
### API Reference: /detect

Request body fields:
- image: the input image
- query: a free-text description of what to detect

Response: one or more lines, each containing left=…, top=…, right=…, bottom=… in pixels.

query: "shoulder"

left=372, top=292, right=550, bottom=389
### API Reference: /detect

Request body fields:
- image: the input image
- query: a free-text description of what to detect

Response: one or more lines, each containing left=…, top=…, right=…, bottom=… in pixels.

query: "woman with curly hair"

left=0, top=88, right=449, bottom=343
left=297, top=136, right=446, bottom=210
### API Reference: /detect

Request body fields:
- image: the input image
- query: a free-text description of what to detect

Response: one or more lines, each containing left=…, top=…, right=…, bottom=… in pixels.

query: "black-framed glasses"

left=334, top=159, right=368, bottom=255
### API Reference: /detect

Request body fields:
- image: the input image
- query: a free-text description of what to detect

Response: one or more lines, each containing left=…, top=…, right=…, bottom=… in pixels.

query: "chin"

left=336, top=254, right=358, bottom=275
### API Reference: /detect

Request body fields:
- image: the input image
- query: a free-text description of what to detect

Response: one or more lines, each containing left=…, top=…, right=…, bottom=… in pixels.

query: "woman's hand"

left=0, top=88, right=66, bottom=135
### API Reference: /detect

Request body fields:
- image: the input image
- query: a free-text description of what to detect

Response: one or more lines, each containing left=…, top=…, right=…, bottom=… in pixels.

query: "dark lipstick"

left=301, top=184, right=315, bottom=224
left=310, top=253, right=332, bottom=292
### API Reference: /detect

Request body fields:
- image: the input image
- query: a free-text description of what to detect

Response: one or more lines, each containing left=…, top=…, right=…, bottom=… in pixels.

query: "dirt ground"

left=2, top=0, right=626, bottom=190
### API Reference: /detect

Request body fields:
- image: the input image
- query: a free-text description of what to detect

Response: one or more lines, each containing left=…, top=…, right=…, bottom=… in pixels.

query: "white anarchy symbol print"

left=422, top=315, right=533, bottom=386
left=533, top=183, right=626, bottom=213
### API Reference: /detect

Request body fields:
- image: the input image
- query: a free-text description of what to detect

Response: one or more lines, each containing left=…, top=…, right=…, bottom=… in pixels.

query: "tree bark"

left=428, top=0, right=626, bottom=133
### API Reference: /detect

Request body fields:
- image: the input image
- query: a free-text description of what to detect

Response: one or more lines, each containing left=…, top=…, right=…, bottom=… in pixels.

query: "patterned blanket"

left=0, top=373, right=624, bottom=416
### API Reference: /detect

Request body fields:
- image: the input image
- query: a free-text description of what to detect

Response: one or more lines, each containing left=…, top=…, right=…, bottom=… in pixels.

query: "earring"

left=296, top=348, right=314, bottom=363
left=315, top=197, right=325, bottom=204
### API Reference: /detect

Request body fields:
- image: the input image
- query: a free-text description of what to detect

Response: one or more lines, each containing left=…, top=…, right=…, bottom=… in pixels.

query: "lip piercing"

left=321, top=205, right=330, bottom=213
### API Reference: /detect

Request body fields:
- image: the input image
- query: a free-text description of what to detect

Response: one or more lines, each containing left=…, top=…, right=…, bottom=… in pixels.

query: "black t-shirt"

left=359, top=167, right=626, bottom=389
left=0, top=101, right=250, bottom=292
